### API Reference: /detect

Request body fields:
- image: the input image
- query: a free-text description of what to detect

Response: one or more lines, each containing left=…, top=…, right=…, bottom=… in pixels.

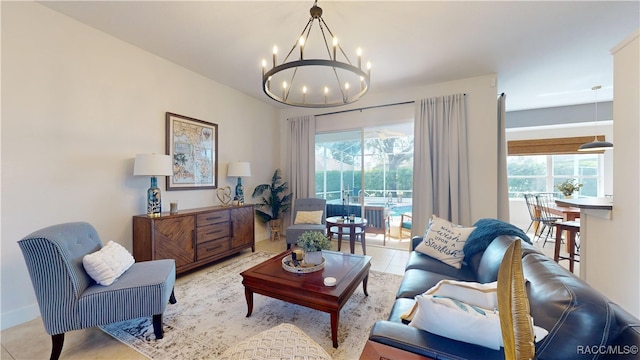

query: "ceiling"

left=40, top=1, right=639, bottom=112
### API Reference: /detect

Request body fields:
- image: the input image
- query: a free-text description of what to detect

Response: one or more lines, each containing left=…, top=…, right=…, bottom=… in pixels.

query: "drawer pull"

left=204, top=245, right=222, bottom=252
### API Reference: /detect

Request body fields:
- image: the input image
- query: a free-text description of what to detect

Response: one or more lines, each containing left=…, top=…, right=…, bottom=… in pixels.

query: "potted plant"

left=556, top=179, right=583, bottom=198
left=297, top=231, right=332, bottom=265
left=252, top=169, right=292, bottom=236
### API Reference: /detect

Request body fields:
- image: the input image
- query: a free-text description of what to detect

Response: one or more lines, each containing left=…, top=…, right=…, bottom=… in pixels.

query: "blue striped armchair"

left=18, top=222, right=176, bottom=360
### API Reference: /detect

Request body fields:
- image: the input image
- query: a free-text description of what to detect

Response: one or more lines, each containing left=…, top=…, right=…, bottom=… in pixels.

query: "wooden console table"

left=133, top=205, right=254, bottom=274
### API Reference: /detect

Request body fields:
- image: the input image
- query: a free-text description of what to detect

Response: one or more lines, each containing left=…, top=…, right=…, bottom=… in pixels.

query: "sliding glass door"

left=315, top=122, right=413, bottom=240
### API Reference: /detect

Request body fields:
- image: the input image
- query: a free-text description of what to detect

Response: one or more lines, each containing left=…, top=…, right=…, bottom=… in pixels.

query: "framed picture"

left=165, top=112, right=218, bottom=190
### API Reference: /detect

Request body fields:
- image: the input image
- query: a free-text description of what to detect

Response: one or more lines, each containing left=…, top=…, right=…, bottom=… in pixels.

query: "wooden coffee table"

left=240, top=250, right=372, bottom=348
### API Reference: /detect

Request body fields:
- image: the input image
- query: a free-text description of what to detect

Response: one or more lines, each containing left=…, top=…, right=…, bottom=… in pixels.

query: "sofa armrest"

left=369, top=321, right=504, bottom=360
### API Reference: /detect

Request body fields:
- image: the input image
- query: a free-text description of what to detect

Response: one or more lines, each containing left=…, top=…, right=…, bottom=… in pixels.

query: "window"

left=507, top=153, right=602, bottom=198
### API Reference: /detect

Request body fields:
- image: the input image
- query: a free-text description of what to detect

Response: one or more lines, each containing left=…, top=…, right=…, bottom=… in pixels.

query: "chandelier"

left=261, top=0, right=371, bottom=108
left=578, top=85, right=614, bottom=151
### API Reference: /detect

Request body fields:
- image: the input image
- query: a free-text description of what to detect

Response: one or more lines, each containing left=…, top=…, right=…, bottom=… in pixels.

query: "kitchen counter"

left=555, top=197, right=613, bottom=210
left=553, top=197, right=613, bottom=281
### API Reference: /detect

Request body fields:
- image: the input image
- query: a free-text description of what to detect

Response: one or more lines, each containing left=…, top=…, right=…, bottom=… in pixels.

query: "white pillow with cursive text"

left=415, top=215, right=475, bottom=269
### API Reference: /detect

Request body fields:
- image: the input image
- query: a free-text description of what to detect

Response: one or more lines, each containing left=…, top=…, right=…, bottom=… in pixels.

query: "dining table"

left=549, top=201, right=581, bottom=221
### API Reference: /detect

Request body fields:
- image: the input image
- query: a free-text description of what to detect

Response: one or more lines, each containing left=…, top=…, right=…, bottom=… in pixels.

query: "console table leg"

left=331, top=311, right=339, bottom=348
left=244, top=287, right=253, bottom=317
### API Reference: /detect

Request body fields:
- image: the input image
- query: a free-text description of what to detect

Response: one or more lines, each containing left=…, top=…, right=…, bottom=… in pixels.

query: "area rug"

left=100, top=251, right=403, bottom=359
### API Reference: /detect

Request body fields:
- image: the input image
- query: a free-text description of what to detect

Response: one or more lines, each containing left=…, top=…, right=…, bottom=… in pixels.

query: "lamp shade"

left=578, top=85, right=613, bottom=152
left=227, top=162, right=251, bottom=177
left=578, top=139, right=614, bottom=152
left=133, top=154, right=173, bottom=176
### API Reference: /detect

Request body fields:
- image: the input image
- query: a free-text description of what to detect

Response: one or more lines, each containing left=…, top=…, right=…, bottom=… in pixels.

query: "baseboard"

left=0, top=304, right=40, bottom=331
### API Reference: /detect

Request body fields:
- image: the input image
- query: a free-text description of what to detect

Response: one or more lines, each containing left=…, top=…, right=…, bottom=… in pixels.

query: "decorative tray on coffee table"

left=282, top=255, right=325, bottom=274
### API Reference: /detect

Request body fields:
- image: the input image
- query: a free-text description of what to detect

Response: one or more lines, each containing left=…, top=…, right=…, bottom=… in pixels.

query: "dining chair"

left=523, top=193, right=544, bottom=239
left=534, top=193, right=563, bottom=247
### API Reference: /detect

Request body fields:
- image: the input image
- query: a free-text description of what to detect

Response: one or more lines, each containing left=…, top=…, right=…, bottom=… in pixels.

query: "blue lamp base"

left=147, top=176, right=161, bottom=216
left=234, top=177, right=244, bottom=205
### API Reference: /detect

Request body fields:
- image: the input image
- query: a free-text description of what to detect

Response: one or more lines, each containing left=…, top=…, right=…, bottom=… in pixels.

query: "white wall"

left=278, top=74, right=500, bottom=227
left=585, top=29, right=640, bottom=317
left=1, top=2, right=280, bottom=329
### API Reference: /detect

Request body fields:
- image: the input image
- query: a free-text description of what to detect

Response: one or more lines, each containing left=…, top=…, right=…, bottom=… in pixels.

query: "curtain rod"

left=315, top=100, right=415, bottom=117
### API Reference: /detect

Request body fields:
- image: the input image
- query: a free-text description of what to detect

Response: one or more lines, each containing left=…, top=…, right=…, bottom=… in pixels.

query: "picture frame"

left=165, top=112, right=218, bottom=190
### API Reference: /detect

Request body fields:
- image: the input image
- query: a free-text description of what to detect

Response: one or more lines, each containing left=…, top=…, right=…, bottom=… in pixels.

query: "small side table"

left=326, top=216, right=368, bottom=255
left=269, top=220, right=281, bottom=242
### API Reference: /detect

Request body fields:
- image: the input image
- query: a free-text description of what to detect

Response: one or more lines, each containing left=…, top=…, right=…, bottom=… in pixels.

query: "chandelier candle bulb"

left=333, top=37, right=338, bottom=60
left=282, top=81, right=287, bottom=100
left=357, top=48, right=362, bottom=69
left=299, top=36, right=305, bottom=60
left=272, top=46, right=278, bottom=67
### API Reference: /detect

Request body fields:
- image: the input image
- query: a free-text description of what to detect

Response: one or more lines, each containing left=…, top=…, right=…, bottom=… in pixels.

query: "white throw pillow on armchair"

left=82, top=241, right=135, bottom=286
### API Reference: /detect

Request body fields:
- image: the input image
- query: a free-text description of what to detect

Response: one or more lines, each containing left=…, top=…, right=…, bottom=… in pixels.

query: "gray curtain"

left=497, top=93, right=510, bottom=221
left=287, top=115, right=315, bottom=205
left=412, top=94, right=472, bottom=237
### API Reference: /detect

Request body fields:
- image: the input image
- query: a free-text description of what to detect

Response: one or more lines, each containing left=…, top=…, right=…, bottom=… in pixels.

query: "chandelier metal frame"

left=261, top=1, right=371, bottom=108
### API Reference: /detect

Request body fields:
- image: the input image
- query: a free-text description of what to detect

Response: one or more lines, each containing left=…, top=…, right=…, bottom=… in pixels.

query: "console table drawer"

left=197, top=223, right=230, bottom=243
left=197, top=238, right=231, bottom=260
left=197, top=210, right=230, bottom=226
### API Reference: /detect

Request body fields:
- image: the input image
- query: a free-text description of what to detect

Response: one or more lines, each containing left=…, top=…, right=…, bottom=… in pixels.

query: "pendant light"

left=578, top=85, right=613, bottom=151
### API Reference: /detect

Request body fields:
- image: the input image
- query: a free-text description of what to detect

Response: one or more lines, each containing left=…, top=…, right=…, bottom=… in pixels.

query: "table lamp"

left=227, top=162, right=251, bottom=205
left=134, top=154, right=173, bottom=217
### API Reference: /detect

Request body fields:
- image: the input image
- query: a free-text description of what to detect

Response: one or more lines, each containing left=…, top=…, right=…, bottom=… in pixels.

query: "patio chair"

left=18, top=222, right=176, bottom=360
left=399, top=213, right=413, bottom=240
